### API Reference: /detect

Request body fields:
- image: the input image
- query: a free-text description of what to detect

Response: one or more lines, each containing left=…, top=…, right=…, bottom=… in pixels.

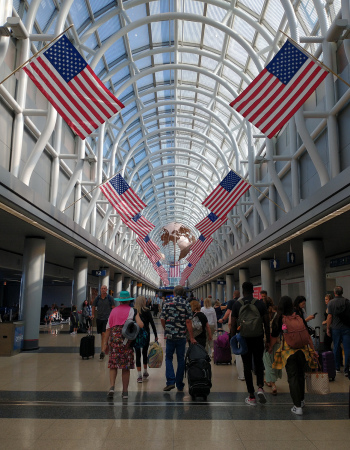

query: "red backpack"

left=282, top=313, right=310, bottom=349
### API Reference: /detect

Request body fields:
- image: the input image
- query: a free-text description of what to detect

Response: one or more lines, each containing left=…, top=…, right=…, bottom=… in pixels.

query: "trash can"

left=0, top=321, right=24, bottom=356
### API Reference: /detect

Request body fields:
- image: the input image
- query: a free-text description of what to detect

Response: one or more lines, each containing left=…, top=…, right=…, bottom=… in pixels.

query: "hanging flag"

left=137, top=235, right=160, bottom=257
left=187, top=235, right=213, bottom=265
left=180, top=263, right=194, bottom=284
left=169, top=263, right=181, bottom=278
left=230, top=39, right=329, bottom=139
left=23, top=35, right=124, bottom=140
left=202, top=171, right=250, bottom=218
left=123, top=213, right=154, bottom=238
left=195, top=212, right=227, bottom=237
left=100, top=174, right=146, bottom=220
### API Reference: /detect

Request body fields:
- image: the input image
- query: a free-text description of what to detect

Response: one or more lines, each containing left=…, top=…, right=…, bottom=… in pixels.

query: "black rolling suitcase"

left=185, top=344, right=212, bottom=401
left=80, top=331, right=95, bottom=359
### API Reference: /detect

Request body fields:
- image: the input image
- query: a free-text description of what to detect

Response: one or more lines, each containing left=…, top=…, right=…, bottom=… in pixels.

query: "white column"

left=123, top=277, right=131, bottom=292
left=113, top=273, right=123, bottom=297
left=19, top=238, right=46, bottom=350
left=211, top=281, right=216, bottom=301
left=238, top=268, right=249, bottom=296
left=101, top=268, right=110, bottom=292
left=226, top=274, right=234, bottom=301
left=303, top=240, right=326, bottom=331
left=132, top=280, right=138, bottom=298
left=217, top=282, right=224, bottom=302
left=206, top=283, right=211, bottom=298
left=261, top=259, right=275, bottom=301
left=73, top=257, right=88, bottom=307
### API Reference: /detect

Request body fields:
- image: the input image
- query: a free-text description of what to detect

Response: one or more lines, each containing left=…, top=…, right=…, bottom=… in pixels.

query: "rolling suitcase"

left=213, top=331, right=232, bottom=364
left=80, top=331, right=95, bottom=359
left=186, top=343, right=212, bottom=401
left=321, top=351, right=336, bottom=381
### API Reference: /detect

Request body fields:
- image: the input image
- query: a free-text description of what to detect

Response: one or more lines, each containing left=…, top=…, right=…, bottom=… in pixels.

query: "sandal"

left=272, top=385, right=277, bottom=395
left=264, top=381, right=272, bottom=388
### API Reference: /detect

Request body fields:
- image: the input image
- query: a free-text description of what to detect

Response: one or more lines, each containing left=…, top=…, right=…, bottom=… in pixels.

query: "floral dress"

left=108, top=325, right=135, bottom=370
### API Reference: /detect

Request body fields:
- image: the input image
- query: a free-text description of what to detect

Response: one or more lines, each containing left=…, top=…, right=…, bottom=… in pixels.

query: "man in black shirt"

left=219, top=289, right=240, bottom=325
left=230, top=282, right=270, bottom=406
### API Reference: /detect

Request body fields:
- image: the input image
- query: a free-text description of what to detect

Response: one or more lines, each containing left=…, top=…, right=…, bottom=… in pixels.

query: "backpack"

left=134, top=328, right=148, bottom=349
left=282, top=313, right=310, bottom=349
left=192, top=314, right=203, bottom=337
left=335, top=299, right=350, bottom=327
left=238, top=298, right=263, bottom=338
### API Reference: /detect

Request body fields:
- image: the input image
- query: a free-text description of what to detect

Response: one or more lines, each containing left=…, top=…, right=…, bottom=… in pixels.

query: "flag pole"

left=62, top=169, right=123, bottom=212
left=0, top=24, right=74, bottom=87
left=229, top=166, right=287, bottom=214
left=279, top=30, right=350, bottom=89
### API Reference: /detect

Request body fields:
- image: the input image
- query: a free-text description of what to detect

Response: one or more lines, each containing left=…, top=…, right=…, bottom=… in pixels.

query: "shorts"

left=96, top=319, right=107, bottom=334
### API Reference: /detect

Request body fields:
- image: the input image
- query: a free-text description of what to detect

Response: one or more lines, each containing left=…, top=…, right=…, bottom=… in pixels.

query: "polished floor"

left=0, top=318, right=349, bottom=450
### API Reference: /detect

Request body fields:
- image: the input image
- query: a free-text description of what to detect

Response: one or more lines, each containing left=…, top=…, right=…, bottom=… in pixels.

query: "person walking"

left=190, top=300, right=212, bottom=350
left=160, top=285, right=196, bottom=392
left=92, top=285, right=115, bottom=360
left=134, top=295, right=158, bottom=383
left=102, top=291, right=143, bottom=399
left=230, top=281, right=270, bottom=406
left=82, top=300, right=93, bottom=334
left=272, top=296, right=317, bottom=415
left=327, top=286, right=350, bottom=377
left=201, top=298, right=216, bottom=354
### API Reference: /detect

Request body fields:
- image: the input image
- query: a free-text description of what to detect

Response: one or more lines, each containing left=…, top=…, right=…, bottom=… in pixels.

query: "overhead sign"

left=92, top=270, right=106, bottom=277
left=287, top=252, right=296, bottom=264
left=217, top=281, right=226, bottom=285
left=253, top=286, right=262, bottom=299
left=269, top=259, right=280, bottom=270
left=137, top=283, right=142, bottom=287
left=330, top=256, right=350, bottom=268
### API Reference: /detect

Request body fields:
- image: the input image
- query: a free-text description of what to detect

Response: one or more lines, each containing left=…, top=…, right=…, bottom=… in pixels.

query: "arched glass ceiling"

left=21, top=0, right=342, bottom=265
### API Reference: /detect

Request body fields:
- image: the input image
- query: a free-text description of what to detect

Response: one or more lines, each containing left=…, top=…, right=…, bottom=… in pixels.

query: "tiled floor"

left=0, top=319, right=349, bottom=449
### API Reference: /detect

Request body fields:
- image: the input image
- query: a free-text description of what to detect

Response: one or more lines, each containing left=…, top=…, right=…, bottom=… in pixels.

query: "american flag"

left=230, top=39, right=328, bottom=139
left=187, top=235, right=213, bottom=265
left=148, top=252, right=162, bottom=264
left=123, top=213, right=154, bottom=238
left=153, top=261, right=169, bottom=283
left=195, top=212, right=227, bottom=237
left=180, top=263, right=194, bottom=283
left=169, top=263, right=181, bottom=278
left=202, top=171, right=250, bottom=218
left=137, top=235, right=160, bottom=257
left=23, top=35, right=124, bottom=140
left=100, top=174, right=146, bottom=220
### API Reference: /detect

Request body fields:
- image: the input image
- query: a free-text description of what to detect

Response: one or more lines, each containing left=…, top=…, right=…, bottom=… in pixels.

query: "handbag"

left=305, top=361, right=330, bottom=395
left=134, top=328, right=148, bottom=349
left=147, top=341, right=163, bottom=368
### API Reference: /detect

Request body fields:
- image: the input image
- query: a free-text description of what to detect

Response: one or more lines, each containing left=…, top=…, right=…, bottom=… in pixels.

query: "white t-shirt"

left=201, top=306, right=217, bottom=327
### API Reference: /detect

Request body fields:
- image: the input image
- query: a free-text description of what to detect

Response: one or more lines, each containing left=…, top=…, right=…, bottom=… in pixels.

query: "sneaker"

left=163, top=384, right=175, bottom=391
left=291, top=405, right=303, bottom=415
left=301, top=400, right=305, bottom=408
left=245, top=397, right=257, bottom=406
left=70, top=332, right=76, bottom=335
left=143, top=371, right=149, bottom=379
left=107, top=387, right=114, bottom=398
left=257, top=388, right=267, bottom=404
left=137, top=376, right=143, bottom=383
left=100, top=352, right=105, bottom=360
left=122, top=391, right=128, bottom=399
left=336, top=369, right=341, bottom=374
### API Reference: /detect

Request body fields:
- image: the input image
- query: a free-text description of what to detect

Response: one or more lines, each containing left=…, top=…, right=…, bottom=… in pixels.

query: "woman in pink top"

left=102, top=291, right=143, bottom=399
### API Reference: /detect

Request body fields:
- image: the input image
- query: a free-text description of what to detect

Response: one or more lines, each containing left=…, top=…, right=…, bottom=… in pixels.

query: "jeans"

left=332, top=328, right=350, bottom=373
left=165, top=338, right=186, bottom=389
left=241, top=336, right=265, bottom=395
left=285, top=350, right=306, bottom=407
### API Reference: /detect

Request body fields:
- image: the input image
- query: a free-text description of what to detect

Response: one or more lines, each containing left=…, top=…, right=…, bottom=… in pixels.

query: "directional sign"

left=287, top=252, right=296, bottom=264
left=269, top=259, right=280, bottom=270
left=217, top=281, right=226, bottom=285
left=92, top=270, right=106, bottom=277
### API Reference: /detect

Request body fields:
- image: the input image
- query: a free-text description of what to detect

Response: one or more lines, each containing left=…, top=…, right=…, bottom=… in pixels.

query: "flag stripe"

left=70, top=76, right=108, bottom=123
left=203, top=179, right=250, bottom=217
left=255, top=60, right=318, bottom=129
left=230, top=69, right=270, bottom=109
left=80, top=68, right=118, bottom=116
left=24, top=62, right=91, bottom=138
left=35, top=57, right=97, bottom=134
left=86, top=66, right=124, bottom=110
left=100, top=183, right=139, bottom=219
left=23, top=66, right=85, bottom=139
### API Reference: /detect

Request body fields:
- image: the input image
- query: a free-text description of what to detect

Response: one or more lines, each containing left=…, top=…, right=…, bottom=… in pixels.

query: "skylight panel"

left=104, top=39, right=127, bottom=66
left=240, top=0, right=265, bottom=15
left=154, top=53, right=172, bottom=65
left=98, top=15, right=121, bottom=42
left=203, top=26, right=225, bottom=51
left=128, top=25, right=150, bottom=52
left=36, top=0, right=56, bottom=31
left=198, top=74, right=216, bottom=90
left=182, top=21, right=202, bottom=44
left=180, top=70, right=198, bottom=83
left=69, top=1, right=90, bottom=30
left=234, top=16, right=255, bottom=43
left=136, top=74, right=155, bottom=89
left=263, top=1, right=285, bottom=32
left=226, top=39, right=249, bottom=66
left=111, top=66, right=131, bottom=86
left=135, top=56, right=153, bottom=71
left=200, top=56, right=218, bottom=71
left=179, top=52, right=199, bottom=65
